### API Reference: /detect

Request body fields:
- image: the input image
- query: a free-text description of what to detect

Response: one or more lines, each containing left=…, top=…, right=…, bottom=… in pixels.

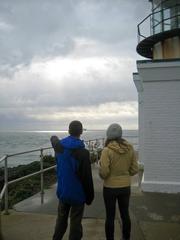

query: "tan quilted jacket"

left=99, top=140, right=138, bottom=188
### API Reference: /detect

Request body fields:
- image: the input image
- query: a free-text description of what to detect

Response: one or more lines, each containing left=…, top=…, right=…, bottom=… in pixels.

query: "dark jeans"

left=52, top=200, right=84, bottom=240
left=103, top=186, right=131, bottom=240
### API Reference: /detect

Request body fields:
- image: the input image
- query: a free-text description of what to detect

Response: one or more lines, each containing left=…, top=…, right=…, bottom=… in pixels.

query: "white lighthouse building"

left=134, top=0, right=180, bottom=193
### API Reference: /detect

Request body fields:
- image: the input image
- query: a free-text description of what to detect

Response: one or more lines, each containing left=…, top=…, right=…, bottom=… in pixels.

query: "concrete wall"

left=134, top=60, right=180, bottom=193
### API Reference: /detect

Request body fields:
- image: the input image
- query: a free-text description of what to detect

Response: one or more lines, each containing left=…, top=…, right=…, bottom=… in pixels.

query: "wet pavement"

left=130, top=190, right=180, bottom=240
left=1, top=164, right=180, bottom=240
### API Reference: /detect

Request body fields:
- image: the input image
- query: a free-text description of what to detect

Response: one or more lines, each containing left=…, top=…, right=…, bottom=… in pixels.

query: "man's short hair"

left=69, top=120, right=83, bottom=137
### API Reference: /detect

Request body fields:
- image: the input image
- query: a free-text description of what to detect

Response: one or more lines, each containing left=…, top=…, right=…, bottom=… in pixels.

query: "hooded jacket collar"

left=60, top=135, right=85, bottom=149
left=107, top=140, right=131, bottom=154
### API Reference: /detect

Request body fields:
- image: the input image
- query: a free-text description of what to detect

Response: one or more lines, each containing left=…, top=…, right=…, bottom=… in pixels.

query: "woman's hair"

left=105, top=138, right=126, bottom=147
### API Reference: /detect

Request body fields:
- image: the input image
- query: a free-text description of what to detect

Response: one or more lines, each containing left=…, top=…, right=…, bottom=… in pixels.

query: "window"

left=170, top=4, right=180, bottom=29
left=151, top=0, right=180, bottom=34
left=152, top=0, right=162, bottom=11
left=153, top=11, right=163, bottom=33
left=163, top=8, right=171, bottom=31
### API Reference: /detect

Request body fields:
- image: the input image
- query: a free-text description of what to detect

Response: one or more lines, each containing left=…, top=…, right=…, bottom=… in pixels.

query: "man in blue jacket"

left=51, top=120, right=94, bottom=240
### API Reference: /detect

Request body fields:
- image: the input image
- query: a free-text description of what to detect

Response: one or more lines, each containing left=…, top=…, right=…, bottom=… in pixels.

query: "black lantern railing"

left=138, top=3, right=180, bottom=43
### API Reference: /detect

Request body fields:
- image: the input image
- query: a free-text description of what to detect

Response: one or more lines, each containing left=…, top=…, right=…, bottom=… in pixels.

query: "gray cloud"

left=0, top=0, right=150, bottom=67
left=0, top=0, right=151, bottom=130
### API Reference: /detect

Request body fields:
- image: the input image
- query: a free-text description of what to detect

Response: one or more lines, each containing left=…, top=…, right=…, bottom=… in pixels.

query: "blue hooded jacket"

left=56, top=136, right=86, bottom=205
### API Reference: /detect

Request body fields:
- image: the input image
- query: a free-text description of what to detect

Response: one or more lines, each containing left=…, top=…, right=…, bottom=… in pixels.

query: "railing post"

left=40, top=149, right=44, bottom=205
left=95, top=139, right=98, bottom=163
left=88, top=140, right=91, bottom=151
left=137, top=25, right=140, bottom=43
left=102, top=138, right=105, bottom=147
left=0, top=198, right=2, bottom=238
left=4, top=155, right=9, bottom=215
left=150, top=14, right=152, bottom=36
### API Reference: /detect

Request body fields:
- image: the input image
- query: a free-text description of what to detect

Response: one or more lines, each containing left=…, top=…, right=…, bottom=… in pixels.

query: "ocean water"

left=0, top=130, right=138, bottom=167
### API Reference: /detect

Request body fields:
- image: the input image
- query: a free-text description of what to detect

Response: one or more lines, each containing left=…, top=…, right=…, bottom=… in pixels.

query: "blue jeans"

left=103, top=186, right=131, bottom=240
left=52, top=200, right=84, bottom=240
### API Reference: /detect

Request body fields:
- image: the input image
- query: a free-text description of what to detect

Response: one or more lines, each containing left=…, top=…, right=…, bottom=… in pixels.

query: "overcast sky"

left=0, top=0, right=151, bottom=131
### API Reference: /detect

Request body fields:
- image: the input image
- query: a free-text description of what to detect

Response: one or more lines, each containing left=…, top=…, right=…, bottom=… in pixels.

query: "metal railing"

left=0, top=138, right=105, bottom=215
left=137, top=3, right=180, bottom=43
left=0, top=136, right=138, bottom=216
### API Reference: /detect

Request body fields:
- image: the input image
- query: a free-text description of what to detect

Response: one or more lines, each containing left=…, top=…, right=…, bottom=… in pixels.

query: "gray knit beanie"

left=106, top=123, right=122, bottom=140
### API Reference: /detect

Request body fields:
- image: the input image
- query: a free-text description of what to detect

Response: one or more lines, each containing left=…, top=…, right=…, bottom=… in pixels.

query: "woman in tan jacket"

left=99, top=123, right=138, bottom=240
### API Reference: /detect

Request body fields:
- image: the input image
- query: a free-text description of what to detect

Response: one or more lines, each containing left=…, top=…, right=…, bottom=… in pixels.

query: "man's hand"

left=50, top=136, right=63, bottom=153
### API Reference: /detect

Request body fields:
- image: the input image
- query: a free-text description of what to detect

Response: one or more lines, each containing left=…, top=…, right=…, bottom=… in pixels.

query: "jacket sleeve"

left=99, top=148, right=111, bottom=179
left=50, top=136, right=63, bottom=153
left=74, top=149, right=94, bottom=205
left=129, top=147, right=139, bottom=176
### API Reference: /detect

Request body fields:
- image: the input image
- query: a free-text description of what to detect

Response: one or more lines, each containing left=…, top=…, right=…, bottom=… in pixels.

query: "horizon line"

left=0, top=129, right=138, bottom=133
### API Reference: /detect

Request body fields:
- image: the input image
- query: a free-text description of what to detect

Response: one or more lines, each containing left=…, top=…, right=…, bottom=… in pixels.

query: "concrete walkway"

left=1, top=211, right=122, bottom=240
left=1, top=165, right=180, bottom=240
